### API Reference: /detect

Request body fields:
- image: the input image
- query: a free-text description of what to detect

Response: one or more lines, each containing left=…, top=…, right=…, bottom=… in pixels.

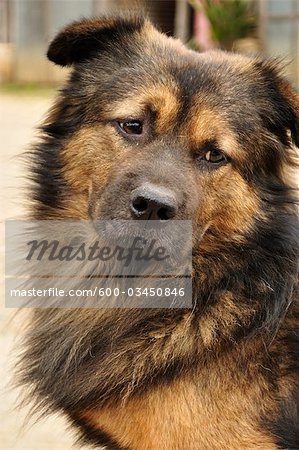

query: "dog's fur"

left=19, top=16, right=299, bottom=450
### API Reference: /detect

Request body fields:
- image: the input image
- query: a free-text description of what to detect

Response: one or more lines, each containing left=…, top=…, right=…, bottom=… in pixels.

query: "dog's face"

left=42, top=16, right=298, bottom=250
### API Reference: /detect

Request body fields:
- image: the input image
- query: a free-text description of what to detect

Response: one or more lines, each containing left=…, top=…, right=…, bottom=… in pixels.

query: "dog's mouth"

left=92, top=217, right=169, bottom=238
left=88, top=218, right=192, bottom=278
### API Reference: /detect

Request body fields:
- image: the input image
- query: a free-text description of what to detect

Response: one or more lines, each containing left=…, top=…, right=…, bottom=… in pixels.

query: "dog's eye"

left=204, top=149, right=226, bottom=164
left=118, top=120, right=143, bottom=135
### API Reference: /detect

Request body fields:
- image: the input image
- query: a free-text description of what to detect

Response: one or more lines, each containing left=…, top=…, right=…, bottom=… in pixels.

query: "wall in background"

left=259, top=0, right=299, bottom=86
left=0, top=0, right=192, bottom=83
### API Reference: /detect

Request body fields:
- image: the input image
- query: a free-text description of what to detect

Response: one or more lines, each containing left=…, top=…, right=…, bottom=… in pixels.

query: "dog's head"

left=36, top=16, right=299, bottom=247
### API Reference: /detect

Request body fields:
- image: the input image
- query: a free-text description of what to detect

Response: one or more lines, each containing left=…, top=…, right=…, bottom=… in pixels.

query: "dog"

left=19, top=15, right=299, bottom=450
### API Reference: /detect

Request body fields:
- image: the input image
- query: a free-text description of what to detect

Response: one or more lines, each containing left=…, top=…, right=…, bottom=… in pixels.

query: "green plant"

left=190, top=0, right=256, bottom=51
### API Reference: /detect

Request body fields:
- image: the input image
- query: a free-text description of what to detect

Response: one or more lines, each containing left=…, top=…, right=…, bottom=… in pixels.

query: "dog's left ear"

left=277, top=77, right=299, bottom=148
left=260, top=60, right=299, bottom=148
left=292, top=117, right=299, bottom=148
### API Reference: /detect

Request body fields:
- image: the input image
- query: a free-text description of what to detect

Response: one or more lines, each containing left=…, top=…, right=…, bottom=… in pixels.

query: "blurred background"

left=1, top=0, right=299, bottom=85
left=0, top=1, right=298, bottom=449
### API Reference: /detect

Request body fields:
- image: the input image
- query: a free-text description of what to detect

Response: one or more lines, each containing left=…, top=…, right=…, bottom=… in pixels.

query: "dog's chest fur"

left=80, top=367, right=278, bottom=450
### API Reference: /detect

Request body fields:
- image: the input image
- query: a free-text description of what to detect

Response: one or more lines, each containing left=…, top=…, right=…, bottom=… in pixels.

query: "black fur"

left=47, top=16, right=145, bottom=66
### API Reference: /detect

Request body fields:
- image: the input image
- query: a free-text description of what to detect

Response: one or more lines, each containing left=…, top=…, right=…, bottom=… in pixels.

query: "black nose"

left=131, top=184, right=178, bottom=220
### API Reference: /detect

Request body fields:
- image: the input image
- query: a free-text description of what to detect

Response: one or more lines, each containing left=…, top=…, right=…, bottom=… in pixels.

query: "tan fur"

left=82, top=367, right=277, bottom=450
left=61, top=125, right=122, bottom=192
left=103, top=84, right=179, bottom=133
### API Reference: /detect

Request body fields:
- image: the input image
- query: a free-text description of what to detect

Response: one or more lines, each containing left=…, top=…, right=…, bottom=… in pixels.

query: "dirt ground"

left=0, top=91, right=90, bottom=449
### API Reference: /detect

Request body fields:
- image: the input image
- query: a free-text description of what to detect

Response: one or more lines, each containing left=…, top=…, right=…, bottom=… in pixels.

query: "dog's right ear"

left=47, top=16, right=145, bottom=67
